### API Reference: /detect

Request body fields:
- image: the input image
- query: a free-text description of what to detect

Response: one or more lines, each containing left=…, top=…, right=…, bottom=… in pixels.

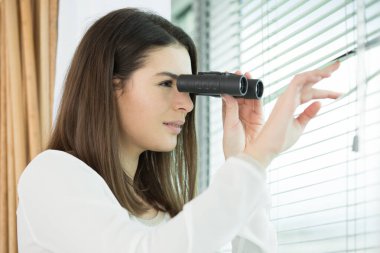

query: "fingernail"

left=335, top=93, right=345, bottom=101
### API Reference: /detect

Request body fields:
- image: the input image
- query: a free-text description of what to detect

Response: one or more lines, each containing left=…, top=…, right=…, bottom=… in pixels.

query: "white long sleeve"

left=17, top=149, right=275, bottom=253
left=231, top=154, right=278, bottom=253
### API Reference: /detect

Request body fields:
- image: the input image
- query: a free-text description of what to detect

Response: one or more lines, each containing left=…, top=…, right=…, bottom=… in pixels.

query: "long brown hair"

left=47, top=8, right=198, bottom=217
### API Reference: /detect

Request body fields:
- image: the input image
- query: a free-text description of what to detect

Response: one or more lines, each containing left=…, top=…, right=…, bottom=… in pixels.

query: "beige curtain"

left=0, top=0, right=58, bottom=252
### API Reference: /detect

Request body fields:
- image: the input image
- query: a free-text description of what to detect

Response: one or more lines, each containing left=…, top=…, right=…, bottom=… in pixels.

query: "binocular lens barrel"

left=177, top=72, right=263, bottom=99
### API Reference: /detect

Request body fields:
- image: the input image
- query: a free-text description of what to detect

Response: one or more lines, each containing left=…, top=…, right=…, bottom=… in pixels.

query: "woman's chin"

left=149, top=141, right=177, bottom=152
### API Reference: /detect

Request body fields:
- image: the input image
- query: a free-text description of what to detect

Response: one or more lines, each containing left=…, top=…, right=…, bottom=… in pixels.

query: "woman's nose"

left=173, top=88, right=194, bottom=113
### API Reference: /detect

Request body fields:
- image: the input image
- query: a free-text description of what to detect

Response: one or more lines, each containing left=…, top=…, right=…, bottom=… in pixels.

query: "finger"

left=313, top=61, right=340, bottom=80
left=221, top=94, right=240, bottom=128
left=241, top=97, right=263, bottom=115
left=222, top=96, right=226, bottom=124
left=236, top=97, right=246, bottom=105
left=234, top=70, right=242, bottom=75
left=296, top=101, right=321, bottom=128
left=244, top=72, right=252, bottom=79
left=311, top=88, right=342, bottom=100
left=291, top=72, right=323, bottom=87
left=321, top=61, right=340, bottom=74
left=253, top=98, right=264, bottom=115
left=291, top=61, right=341, bottom=88
left=312, top=61, right=340, bottom=79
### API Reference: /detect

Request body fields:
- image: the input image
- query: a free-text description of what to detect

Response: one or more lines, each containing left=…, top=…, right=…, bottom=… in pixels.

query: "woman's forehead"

left=142, top=46, right=192, bottom=75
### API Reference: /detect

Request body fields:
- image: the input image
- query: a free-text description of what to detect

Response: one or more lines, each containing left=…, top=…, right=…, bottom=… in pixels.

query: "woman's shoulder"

left=27, top=149, right=88, bottom=167
left=18, top=149, right=112, bottom=200
left=20, top=149, right=97, bottom=180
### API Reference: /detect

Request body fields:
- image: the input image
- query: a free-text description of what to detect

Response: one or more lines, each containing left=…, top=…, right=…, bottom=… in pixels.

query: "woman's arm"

left=222, top=62, right=341, bottom=252
left=231, top=154, right=277, bottom=253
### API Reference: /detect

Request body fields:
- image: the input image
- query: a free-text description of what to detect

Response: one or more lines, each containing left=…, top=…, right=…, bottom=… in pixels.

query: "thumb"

left=222, top=95, right=240, bottom=128
left=296, top=101, right=321, bottom=129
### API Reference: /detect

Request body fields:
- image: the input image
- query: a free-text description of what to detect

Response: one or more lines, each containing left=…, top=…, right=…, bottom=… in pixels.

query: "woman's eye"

left=159, top=80, right=173, bottom=88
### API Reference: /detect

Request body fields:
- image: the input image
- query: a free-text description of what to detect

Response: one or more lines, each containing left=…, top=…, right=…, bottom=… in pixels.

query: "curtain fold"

left=0, top=0, right=58, bottom=252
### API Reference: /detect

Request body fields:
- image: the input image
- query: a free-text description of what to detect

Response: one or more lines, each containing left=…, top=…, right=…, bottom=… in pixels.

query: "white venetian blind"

left=199, top=0, right=380, bottom=252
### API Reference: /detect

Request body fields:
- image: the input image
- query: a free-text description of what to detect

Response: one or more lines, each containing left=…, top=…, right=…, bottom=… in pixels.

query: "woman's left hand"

left=222, top=71, right=264, bottom=159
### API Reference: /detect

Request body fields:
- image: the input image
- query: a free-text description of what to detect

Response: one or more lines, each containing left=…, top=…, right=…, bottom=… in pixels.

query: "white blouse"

left=17, top=149, right=277, bottom=253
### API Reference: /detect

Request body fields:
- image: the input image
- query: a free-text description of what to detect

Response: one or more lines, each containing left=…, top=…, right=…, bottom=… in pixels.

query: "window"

left=195, top=0, right=380, bottom=252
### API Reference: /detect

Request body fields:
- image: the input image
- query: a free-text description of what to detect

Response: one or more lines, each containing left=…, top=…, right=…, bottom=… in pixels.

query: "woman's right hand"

left=244, top=61, right=341, bottom=168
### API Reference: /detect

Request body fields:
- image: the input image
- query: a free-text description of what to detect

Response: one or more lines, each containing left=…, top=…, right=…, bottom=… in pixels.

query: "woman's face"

left=116, top=45, right=194, bottom=155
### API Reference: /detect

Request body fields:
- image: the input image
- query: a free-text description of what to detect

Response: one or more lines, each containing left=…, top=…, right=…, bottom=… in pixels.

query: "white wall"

left=53, top=0, right=171, bottom=122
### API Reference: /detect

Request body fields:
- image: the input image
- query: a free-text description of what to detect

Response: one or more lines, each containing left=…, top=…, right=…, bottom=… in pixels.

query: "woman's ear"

left=112, top=77, right=122, bottom=87
left=113, top=78, right=124, bottom=97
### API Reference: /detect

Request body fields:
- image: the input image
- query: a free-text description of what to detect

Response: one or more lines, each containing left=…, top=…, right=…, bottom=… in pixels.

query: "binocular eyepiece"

left=177, top=71, right=264, bottom=99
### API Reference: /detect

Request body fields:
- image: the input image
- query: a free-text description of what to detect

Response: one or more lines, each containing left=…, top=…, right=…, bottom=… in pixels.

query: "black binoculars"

left=177, top=71, right=264, bottom=99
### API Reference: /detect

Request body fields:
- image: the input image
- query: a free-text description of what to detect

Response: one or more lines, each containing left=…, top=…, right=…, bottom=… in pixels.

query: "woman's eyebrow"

left=155, top=72, right=178, bottom=79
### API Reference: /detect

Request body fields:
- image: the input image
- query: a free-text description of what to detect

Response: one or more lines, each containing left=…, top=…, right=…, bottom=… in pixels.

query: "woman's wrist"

left=243, top=143, right=275, bottom=170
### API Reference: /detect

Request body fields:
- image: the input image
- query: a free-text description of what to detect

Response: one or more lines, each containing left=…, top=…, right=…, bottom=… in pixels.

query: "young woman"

left=16, top=8, right=341, bottom=253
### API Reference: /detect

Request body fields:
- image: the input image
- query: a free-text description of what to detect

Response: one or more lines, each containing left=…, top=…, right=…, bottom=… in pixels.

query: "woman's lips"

left=163, top=121, right=184, bottom=134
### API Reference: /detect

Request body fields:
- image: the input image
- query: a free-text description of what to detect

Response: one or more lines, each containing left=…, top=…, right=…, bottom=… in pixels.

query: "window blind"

left=195, top=0, right=380, bottom=252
